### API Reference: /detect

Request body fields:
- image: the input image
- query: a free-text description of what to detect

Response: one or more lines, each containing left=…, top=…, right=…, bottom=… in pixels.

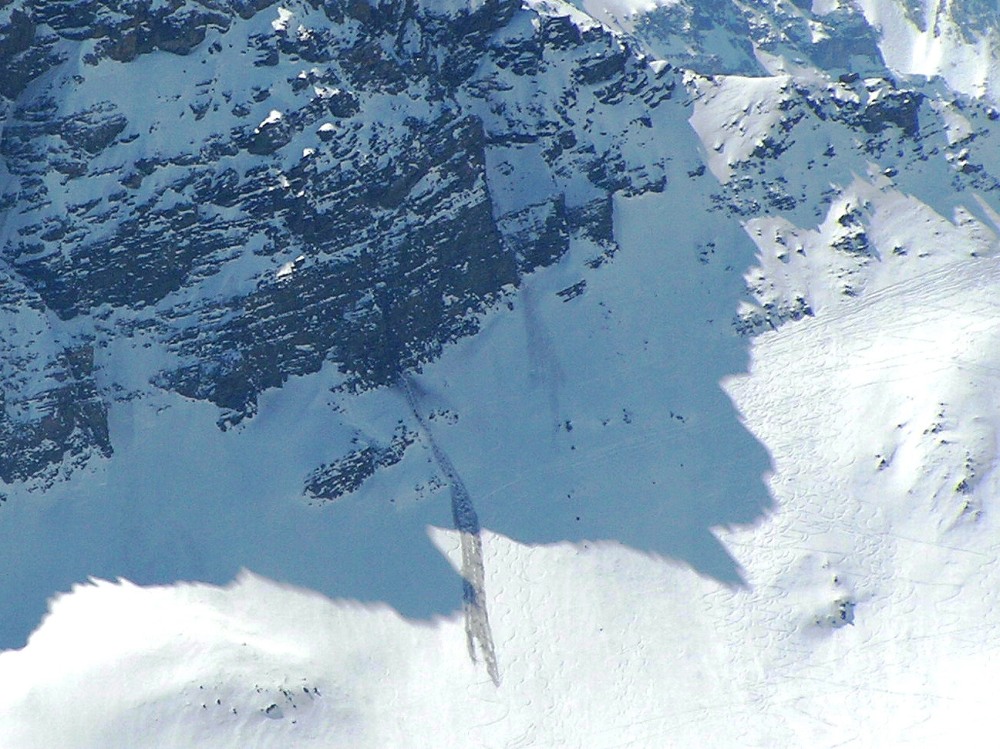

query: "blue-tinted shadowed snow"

left=418, top=185, right=773, bottom=586
left=0, top=166, right=772, bottom=651
left=0, top=379, right=464, bottom=648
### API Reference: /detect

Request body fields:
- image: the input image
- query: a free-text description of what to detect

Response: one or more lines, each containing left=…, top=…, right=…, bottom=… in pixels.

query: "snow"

left=312, top=85, right=340, bottom=98
left=275, top=255, right=304, bottom=280
left=740, top=174, right=999, bottom=321
left=813, top=0, right=845, bottom=13
left=688, top=73, right=793, bottom=181
left=929, top=97, right=975, bottom=145
left=8, top=246, right=1000, bottom=747
left=5, top=1, right=1000, bottom=746
left=575, top=0, right=679, bottom=33
left=6, top=116, right=1000, bottom=745
left=721, top=254, right=1000, bottom=744
left=855, top=0, right=1000, bottom=100
left=258, top=110, right=283, bottom=129
left=271, top=7, right=293, bottom=33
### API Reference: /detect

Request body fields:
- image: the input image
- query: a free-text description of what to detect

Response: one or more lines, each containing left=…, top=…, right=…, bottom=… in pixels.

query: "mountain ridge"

left=3, top=1, right=1000, bottom=746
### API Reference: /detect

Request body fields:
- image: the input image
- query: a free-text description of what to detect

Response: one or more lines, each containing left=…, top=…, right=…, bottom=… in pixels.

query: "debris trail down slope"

left=400, top=374, right=500, bottom=686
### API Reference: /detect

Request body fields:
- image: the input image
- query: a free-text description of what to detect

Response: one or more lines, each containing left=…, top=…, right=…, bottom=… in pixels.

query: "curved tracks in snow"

left=756, top=255, right=1000, bottom=358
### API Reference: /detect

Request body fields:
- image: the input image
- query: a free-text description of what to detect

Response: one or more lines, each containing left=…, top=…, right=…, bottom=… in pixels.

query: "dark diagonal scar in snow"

left=400, top=375, right=500, bottom=686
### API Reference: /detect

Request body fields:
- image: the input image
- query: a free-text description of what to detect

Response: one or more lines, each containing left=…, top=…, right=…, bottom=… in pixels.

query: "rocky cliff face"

left=0, top=0, right=678, bottom=483
left=3, top=0, right=1000, bottom=495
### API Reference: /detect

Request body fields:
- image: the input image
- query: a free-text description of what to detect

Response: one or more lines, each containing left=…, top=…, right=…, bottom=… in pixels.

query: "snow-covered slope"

left=6, top=247, right=1000, bottom=746
left=4, top=0, right=1000, bottom=746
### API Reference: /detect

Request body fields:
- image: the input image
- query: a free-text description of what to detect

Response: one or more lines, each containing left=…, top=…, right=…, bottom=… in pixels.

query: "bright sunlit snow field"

left=5, top=0, right=1000, bottom=746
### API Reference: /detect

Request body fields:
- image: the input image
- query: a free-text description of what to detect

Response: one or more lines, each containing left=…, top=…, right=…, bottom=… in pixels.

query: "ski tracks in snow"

left=754, top=255, right=1000, bottom=362
left=400, top=375, right=500, bottom=686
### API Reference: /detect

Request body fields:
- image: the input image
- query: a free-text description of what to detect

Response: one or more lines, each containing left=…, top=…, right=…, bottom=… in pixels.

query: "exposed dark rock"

left=859, top=89, right=923, bottom=137
left=556, top=280, right=586, bottom=301
left=60, top=105, right=128, bottom=154
left=304, top=426, right=418, bottom=503
left=734, top=296, right=814, bottom=336
left=0, top=343, right=111, bottom=485
left=0, top=0, right=678, bottom=479
left=244, top=115, right=292, bottom=155
left=0, top=8, right=62, bottom=99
